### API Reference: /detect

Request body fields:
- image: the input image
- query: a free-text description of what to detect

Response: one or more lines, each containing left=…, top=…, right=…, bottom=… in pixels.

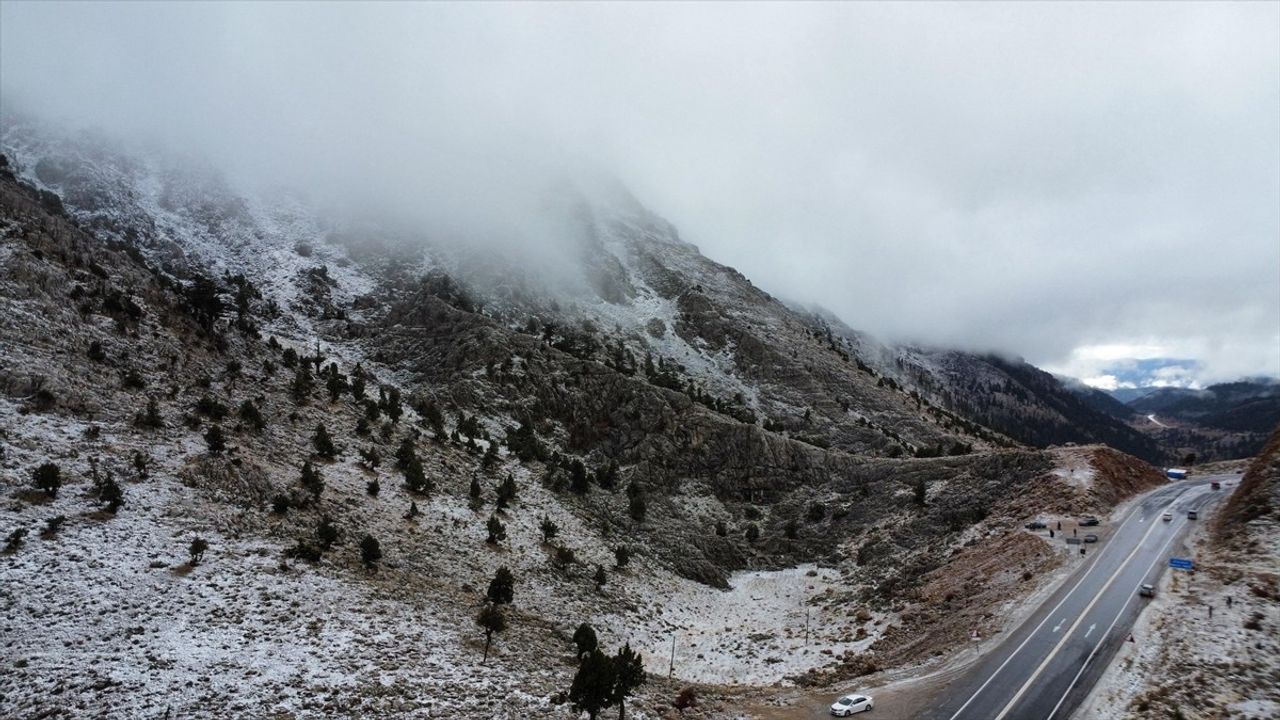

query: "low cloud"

left=2, top=2, right=1277, bottom=383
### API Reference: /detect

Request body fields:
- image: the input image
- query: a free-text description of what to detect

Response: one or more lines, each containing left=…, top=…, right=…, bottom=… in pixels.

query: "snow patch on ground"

left=1050, top=448, right=1096, bottom=491
left=617, top=565, right=883, bottom=687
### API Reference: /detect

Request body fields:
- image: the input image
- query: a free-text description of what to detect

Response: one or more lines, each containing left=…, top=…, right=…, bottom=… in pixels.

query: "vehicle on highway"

left=1024, top=520, right=1047, bottom=530
left=1162, top=511, right=1173, bottom=522
left=1083, top=533, right=1098, bottom=543
left=1211, top=481, right=1221, bottom=490
left=1139, top=583, right=1156, bottom=598
left=1079, top=516, right=1100, bottom=527
left=1187, top=510, right=1198, bottom=520
left=830, top=695, right=874, bottom=716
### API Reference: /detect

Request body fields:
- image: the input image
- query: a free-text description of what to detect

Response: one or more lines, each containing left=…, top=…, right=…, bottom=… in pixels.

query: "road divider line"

left=1043, top=488, right=1207, bottom=720
left=990, top=488, right=1186, bottom=720
left=944, top=492, right=1153, bottom=720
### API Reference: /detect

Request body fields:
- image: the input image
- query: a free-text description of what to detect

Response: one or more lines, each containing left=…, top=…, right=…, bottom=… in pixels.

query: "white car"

left=830, top=695, right=874, bottom=716
left=1162, top=511, right=1173, bottom=522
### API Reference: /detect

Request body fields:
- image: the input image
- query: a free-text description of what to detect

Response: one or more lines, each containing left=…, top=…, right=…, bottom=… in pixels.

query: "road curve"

left=922, top=475, right=1229, bottom=720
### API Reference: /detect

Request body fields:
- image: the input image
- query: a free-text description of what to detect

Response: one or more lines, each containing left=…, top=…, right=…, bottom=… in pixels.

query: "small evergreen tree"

left=570, top=459, right=590, bottom=494
left=405, top=500, right=421, bottom=519
left=312, top=423, right=337, bottom=459
left=317, top=516, right=339, bottom=550
left=913, top=477, right=927, bottom=507
left=135, top=397, right=164, bottom=429
left=189, top=537, right=208, bottom=566
left=87, top=340, right=106, bottom=362
left=611, top=643, right=646, bottom=720
left=745, top=524, right=760, bottom=543
left=33, top=462, right=61, bottom=498
left=486, top=566, right=515, bottom=605
left=594, top=564, right=608, bottom=589
left=366, top=479, right=380, bottom=497
left=469, top=476, right=484, bottom=511
left=403, top=456, right=432, bottom=494
left=486, top=515, right=506, bottom=545
left=93, top=469, right=124, bottom=513
left=300, top=461, right=324, bottom=502
left=540, top=516, right=559, bottom=544
left=715, top=520, right=728, bottom=537
left=614, top=546, right=631, bottom=569
left=205, top=424, right=226, bottom=455
left=360, top=534, right=382, bottom=567
left=482, top=440, right=500, bottom=469
left=476, top=603, right=507, bottom=664
left=495, top=473, right=517, bottom=510
left=573, top=623, right=598, bottom=658
left=271, top=494, right=290, bottom=514
left=569, top=649, right=616, bottom=720
left=238, top=399, right=266, bottom=432
left=350, top=369, right=366, bottom=401
left=358, top=446, right=381, bottom=469
left=291, top=363, right=314, bottom=403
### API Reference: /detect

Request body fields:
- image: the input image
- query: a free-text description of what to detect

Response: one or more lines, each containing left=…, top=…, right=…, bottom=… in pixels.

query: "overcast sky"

left=2, top=2, right=1277, bottom=386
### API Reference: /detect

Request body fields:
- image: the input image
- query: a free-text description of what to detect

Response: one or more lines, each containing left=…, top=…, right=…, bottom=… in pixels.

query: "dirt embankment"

left=1214, top=425, right=1280, bottom=550
left=795, top=445, right=1166, bottom=687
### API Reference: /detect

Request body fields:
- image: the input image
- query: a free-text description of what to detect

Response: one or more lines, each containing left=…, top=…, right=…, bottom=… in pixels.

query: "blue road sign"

left=1169, top=558, right=1194, bottom=570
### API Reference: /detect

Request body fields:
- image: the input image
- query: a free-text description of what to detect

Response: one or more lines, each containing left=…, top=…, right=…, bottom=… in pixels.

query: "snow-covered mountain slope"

left=0, top=123, right=1182, bottom=718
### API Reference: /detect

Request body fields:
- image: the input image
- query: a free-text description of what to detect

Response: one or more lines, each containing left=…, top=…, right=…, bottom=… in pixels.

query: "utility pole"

left=669, top=633, right=676, bottom=679
left=805, top=606, right=810, bottom=647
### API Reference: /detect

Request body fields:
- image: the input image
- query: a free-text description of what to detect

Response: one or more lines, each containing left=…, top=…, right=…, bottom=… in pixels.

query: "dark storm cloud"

left=2, top=2, right=1277, bottom=383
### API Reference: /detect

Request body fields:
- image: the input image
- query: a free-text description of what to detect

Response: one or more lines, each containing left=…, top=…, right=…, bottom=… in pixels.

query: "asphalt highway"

left=923, top=475, right=1230, bottom=720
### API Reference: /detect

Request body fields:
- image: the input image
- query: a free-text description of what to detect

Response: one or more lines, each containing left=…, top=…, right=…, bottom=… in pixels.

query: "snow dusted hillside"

left=0, top=123, right=1181, bottom=720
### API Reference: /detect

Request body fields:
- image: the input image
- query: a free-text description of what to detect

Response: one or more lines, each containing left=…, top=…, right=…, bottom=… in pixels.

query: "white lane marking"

left=990, top=490, right=1184, bottom=720
left=1084, top=623, right=1096, bottom=639
left=943, top=491, right=1153, bottom=720
left=1042, top=503, right=1197, bottom=720
left=1052, top=619, right=1064, bottom=633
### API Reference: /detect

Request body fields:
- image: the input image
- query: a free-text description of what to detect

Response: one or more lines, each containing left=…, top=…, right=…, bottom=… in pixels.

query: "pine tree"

left=360, top=534, right=382, bottom=567
left=486, top=566, right=515, bottom=605
left=135, top=397, right=164, bottom=429
left=540, top=516, right=559, bottom=544
left=238, top=399, right=266, bottom=432
left=573, top=623, right=598, bottom=658
left=570, top=459, right=590, bottom=495
left=403, top=456, right=432, bottom=495
left=913, top=477, right=927, bottom=507
left=326, top=371, right=347, bottom=402
left=405, top=501, right=420, bottom=519
left=291, top=363, right=313, bottom=403
left=93, top=469, right=124, bottom=513
left=611, top=643, right=646, bottom=720
left=317, top=516, right=339, bottom=550
left=312, top=423, right=338, bottom=459
left=33, top=462, right=61, bottom=498
left=300, top=461, right=324, bottom=502
left=594, top=564, right=608, bottom=589
left=614, top=546, right=630, bottom=569
left=476, top=603, right=506, bottom=664
left=745, top=524, right=760, bottom=543
left=569, top=649, right=616, bottom=720
left=495, top=473, right=517, bottom=510
left=482, top=440, right=500, bottom=470
left=205, top=424, right=226, bottom=456
left=469, top=476, right=484, bottom=511
left=366, top=479, right=380, bottom=497
left=188, top=538, right=208, bottom=566
left=350, top=365, right=366, bottom=401
left=486, top=515, right=506, bottom=545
